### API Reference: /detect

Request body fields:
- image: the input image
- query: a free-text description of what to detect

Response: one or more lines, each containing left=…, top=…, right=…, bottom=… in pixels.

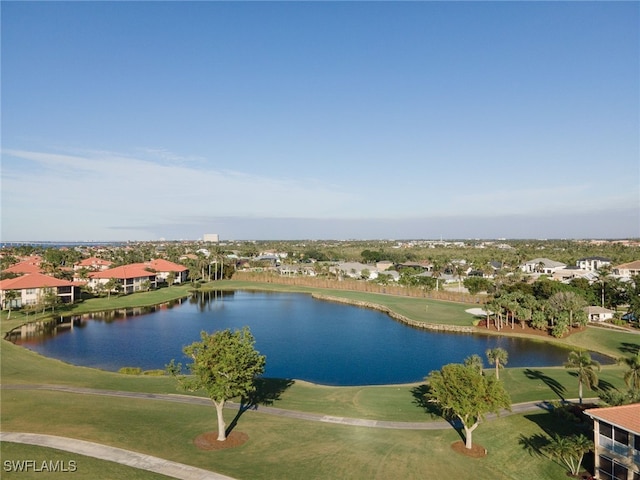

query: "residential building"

left=145, top=259, right=189, bottom=284
left=520, top=258, right=567, bottom=274
left=585, top=403, right=640, bottom=480
left=577, top=257, right=612, bottom=272
left=73, top=257, right=113, bottom=272
left=2, top=256, right=44, bottom=275
left=0, top=272, right=77, bottom=308
left=614, top=261, right=640, bottom=279
left=203, top=233, right=219, bottom=242
left=585, top=306, right=616, bottom=322
left=88, top=264, right=158, bottom=294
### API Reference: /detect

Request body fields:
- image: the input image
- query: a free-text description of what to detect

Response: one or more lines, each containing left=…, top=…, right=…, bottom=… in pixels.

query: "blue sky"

left=2, top=1, right=638, bottom=241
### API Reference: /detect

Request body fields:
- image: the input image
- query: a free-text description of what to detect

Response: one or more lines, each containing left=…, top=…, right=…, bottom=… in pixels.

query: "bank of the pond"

left=3, top=279, right=634, bottom=363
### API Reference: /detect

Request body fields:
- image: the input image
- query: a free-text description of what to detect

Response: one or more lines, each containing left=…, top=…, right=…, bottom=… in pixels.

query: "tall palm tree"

left=564, top=351, right=600, bottom=404
left=595, top=265, right=612, bottom=308
left=486, top=347, right=508, bottom=380
left=430, top=262, right=443, bottom=292
left=619, top=351, right=640, bottom=391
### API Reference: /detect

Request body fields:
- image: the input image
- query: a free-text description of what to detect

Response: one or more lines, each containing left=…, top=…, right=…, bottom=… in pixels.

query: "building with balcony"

left=585, top=403, right=640, bottom=480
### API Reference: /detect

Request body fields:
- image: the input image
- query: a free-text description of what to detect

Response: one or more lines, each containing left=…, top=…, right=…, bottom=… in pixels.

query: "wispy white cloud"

left=1, top=147, right=359, bottom=223
left=2, top=146, right=638, bottom=241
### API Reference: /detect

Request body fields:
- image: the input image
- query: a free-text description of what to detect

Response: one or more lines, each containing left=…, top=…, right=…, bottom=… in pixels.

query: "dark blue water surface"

left=11, top=291, right=603, bottom=386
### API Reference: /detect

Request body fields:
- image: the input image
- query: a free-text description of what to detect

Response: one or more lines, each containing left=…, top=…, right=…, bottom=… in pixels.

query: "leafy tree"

left=564, top=351, right=600, bottom=404
left=3, top=290, right=19, bottom=319
left=625, top=275, right=640, bottom=321
left=463, top=277, right=491, bottom=295
left=40, top=288, right=59, bottom=313
left=486, top=347, right=508, bottom=380
left=599, top=388, right=640, bottom=406
left=543, top=433, right=592, bottom=476
left=532, top=278, right=565, bottom=300
left=104, top=278, right=121, bottom=298
left=361, top=249, right=384, bottom=263
left=167, top=327, right=266, bottom=441
left=548, top=291, right=588, bottom=328
left=426, top=363, right=511, bottom=449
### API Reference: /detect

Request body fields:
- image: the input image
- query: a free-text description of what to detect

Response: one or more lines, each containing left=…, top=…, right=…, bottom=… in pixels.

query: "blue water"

left=13, top=291, right=599, bottom=386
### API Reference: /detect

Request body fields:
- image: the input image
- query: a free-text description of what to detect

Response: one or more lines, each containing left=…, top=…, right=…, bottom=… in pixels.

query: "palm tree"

left=543, top=433, right=593, bottom=476
left=564, top=351, right=600, bottom=404
left=464, top=354, right=484, bottom=374
left=595, top=265, right=612, bottom=308
left=454, top=263, right=466, bottom=293
left=619, top=351, right=640, bottom=391
left=486, top=347, right=508, bottom=380
left=431, top=262, right=443, bottom=292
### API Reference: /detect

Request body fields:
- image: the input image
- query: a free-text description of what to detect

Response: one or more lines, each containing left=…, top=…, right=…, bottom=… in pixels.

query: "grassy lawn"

left=0, top=442, right=173, bottom=480
left=1, top=389, right=569, bottom=480
left=2, top=279, right=639, bottom=479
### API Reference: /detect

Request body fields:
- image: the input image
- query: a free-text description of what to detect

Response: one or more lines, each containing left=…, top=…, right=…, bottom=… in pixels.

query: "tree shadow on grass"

left=226, top=377, right=294, bottom=437
left=520, top=409, right=595, bottom=476
left=410, top=383, right=465, bottom=443
left=619, top=342, right=640, bottom=356
left=524, top=369, right=566, bottom=401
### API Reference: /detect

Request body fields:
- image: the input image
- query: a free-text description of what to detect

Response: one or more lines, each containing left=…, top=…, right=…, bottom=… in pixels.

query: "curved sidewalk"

left=0, top=431, right=237, bottom=480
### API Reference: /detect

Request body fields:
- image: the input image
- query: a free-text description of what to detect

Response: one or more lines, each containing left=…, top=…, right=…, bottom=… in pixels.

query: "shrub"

left=118, top=367, right=142, bottom=375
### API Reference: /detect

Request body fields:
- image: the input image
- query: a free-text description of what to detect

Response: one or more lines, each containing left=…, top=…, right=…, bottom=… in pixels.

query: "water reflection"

left=7, top=291, right=613, bottom=386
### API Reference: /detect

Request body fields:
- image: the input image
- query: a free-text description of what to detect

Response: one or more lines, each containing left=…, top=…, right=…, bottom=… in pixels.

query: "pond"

left=8, top=290, right=605, bottom=386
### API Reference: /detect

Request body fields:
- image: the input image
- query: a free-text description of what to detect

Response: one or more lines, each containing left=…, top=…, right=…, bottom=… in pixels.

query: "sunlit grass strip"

left=0, top=389, right=568, bottom=480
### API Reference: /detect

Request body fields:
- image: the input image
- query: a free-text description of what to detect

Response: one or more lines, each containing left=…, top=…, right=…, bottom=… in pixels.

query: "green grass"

left=0, top=442, right=173, bottom=480
left=0, top=389, right=570, bottom=480
left=2, top=279, right=639, bottom=479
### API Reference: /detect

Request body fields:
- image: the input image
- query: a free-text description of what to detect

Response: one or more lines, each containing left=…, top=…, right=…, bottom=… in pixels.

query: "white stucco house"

left=576, top=256, right=611, bottom=272
left=585, top=306, right=616, bottom=322
left=520, top=258, right=567, bottom=274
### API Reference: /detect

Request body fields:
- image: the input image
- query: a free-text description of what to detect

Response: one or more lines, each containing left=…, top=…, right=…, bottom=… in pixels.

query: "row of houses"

left=520, top=257, right=640, bottom=281
left=0, top=256, right=189, bottom=309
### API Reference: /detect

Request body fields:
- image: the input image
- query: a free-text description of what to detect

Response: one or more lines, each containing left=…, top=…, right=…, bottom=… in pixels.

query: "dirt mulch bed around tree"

left=194, top=431, right=249, bottom=450
left=451, top=440, right=487, bottom=458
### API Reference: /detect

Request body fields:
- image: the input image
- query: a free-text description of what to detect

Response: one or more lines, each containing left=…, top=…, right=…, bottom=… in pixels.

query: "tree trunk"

left=578, top=380, right=583, bottom=405
left=213, top=399, right=227, bottom=441
left=462, top=419, right=479, bottom=449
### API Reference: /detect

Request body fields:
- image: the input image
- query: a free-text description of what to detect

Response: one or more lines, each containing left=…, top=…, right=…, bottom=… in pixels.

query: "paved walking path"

left=1, top=383, right=575, bottom=429
left=0, top=431, right=237, bottom=480
left=0, top=383, right=597, bottom=480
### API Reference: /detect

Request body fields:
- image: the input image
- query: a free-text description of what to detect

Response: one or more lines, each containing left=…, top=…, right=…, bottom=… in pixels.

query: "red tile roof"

left=87, top=260, right=187, bottom=280
left=2, top=259, right=44, bottom=274
left=89, top=264, right=157, bottom=280
left=0, top=273, right=75, bottom=290
left=585, top=403, right=640, bottom=434
left=75, top=257, right=113, bottom=268
left=146, top=259, right=188, bottom=272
